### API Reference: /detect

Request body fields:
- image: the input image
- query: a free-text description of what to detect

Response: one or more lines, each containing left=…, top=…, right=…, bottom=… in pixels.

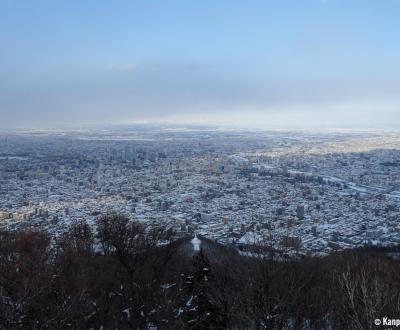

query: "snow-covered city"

left=2, top=126, right=400, bottom=256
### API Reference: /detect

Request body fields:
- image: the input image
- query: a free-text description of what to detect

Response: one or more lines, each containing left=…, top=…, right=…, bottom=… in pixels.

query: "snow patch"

left=191, top=236, right=201, bottom=252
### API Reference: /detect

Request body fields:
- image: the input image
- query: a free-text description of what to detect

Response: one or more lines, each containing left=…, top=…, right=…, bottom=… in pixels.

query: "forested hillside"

left=0, top=214, right=399, bottom=329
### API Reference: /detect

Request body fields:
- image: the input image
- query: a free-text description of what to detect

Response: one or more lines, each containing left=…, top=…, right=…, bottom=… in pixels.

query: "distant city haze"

left=1, top=0, right=400, bottom=129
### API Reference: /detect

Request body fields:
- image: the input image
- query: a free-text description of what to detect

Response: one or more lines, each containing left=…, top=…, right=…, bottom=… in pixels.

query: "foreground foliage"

left=0, top=215, right=399, bottom=329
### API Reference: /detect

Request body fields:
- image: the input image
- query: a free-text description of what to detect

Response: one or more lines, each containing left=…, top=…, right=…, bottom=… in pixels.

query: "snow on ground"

left=191, top=236, right=201, bottom=252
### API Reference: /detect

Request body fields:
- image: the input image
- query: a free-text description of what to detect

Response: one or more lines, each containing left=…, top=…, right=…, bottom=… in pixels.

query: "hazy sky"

left=1, top=0, right=400, bottom=129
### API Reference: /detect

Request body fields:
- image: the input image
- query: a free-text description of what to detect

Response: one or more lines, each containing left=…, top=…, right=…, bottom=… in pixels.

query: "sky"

left=1, top=0, right=400, bottom=129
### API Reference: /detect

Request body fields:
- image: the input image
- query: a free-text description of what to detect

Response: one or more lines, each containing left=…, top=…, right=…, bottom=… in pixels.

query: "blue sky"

left=1, top=0, right=400, bottom=128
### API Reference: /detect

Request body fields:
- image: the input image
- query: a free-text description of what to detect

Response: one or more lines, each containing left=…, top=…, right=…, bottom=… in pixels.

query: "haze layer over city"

left=1, top=1, right=400, bottom=329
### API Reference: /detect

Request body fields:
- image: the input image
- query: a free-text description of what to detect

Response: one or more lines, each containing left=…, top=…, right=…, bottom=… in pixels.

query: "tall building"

left=296, top=205, right=305, bottom=220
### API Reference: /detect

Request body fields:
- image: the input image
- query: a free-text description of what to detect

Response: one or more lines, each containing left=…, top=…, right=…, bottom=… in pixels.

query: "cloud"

left=1, top=60, right=400, bottom=129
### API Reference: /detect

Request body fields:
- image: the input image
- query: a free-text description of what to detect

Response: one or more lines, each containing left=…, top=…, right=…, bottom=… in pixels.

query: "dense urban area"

left=1, top=125, right=400, bottom=256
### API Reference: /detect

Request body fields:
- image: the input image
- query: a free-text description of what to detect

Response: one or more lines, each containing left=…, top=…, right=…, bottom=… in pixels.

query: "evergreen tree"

left=182, top=249, right=226, bottom=329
